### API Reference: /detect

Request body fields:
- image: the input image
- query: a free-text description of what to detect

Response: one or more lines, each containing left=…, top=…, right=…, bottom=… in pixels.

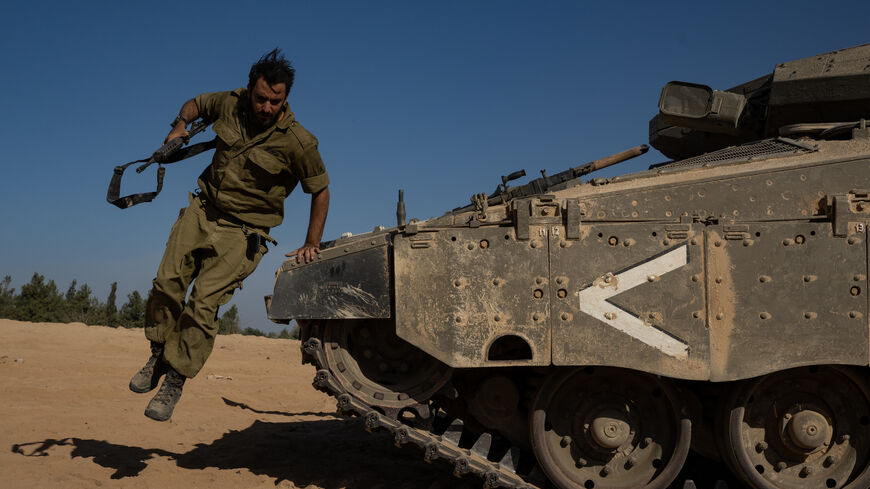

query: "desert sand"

left=0, top=319, right=471, bottom=489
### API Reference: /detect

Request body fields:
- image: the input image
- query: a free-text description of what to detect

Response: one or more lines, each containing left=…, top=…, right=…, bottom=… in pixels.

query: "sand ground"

left=0, top=319, right=472, bottom=489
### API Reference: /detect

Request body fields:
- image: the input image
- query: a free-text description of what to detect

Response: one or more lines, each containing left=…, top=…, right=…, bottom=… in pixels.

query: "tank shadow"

left=10, top=418, right=468, bottom=488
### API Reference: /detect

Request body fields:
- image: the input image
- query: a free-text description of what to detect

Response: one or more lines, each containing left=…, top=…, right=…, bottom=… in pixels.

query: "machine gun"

left=106, top=118, right=214, bottom=209
left=459, top=144, right=649, bottom=212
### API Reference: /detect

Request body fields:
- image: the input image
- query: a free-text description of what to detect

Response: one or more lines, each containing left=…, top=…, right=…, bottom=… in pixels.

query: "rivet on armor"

left=467, top=243, right=475, bottom=250
left=804, top=312, right=817, bottom=319
left=479, top=239, right=489, bottom=249
left=716, top=313, right=724, bottom=320
left=641, top=437, right=652, bottom=448
left=759, top=275, right=771, bottom=283
left=691, top=275, right=699, bottom=282
left=795, top=235, right=805, bottom=244
left=756, top=441, right=768, bottom=452
left=561, top=313, right=570, bottom=321
left=370, top=240, right=376, bottom=245
left=800, top=466, right=813, bottom=477
left=601, top=465, right=612, bottom=477
left=608, top=236, right=618, bottom=246
left=743, top=239, right=753, bottom=247
left=625, top=456, right=637, bottom=469
left=691, top=238, right=698, bottom=245
left=455, top=316, right=463, bottom=323
left=850, top=311, right=859, bottom=318
left=344, top=247, right=350, bottom=253
left=604, top=275, right=612, bottom=284
left=851, top=286, right=861, bottom=296
left=556, top=277, right=564, bottom=285
left=530, top=241, right=538, bottom=248
left=557, top=289, right=567, bottom=299
left=840, top=434, right=851, bottom=443
left=760, top=312, right=770, bottom=320
left=715, top=277, right=723, bottom=284
left=824, top=456, right=837, bottom=467
left=647, top=275, right=658, bottom=282
left=494, top=315, right=501, bottom=322
left=453, top=279, right=462, bottom=287
left=662, top=239, right=671, bottom=246
left=782, top=238, right=793, bottom=246
left=665, top=210, right=673, bottom=217
left=775, top=462, right=787, bottom=472
left=575, top=458, right=587, bottom=468
left=623, top=238, right=635, bottom=247
left=803, top=275, right=817, bottom=283
left=848, top=237, right=857, bottom=245
left=492, top=278, right=501, bottom=286
left=854, top=274, right=866, bottom=281
left=533, top=289, right=543, bottom=299
left=533, top=313, right=540, bottom=321
left=603, top=312, right=615, bottom=320
left=559, top=241, right=566, bottom=248
left=559, top=436, right=572, bottom=448
left=535, top=277, right=543, bottom=285
left=715, top=240, right=723, bottom=247
left=692, top=311, right=701, bottom=319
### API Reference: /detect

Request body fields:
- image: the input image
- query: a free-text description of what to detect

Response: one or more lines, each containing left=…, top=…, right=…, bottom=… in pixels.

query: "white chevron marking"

left=576, top=245, right=689, bottom=358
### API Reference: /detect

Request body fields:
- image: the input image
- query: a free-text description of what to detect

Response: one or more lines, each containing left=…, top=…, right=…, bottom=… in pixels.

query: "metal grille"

left=652, top=138, right=817, bottom=170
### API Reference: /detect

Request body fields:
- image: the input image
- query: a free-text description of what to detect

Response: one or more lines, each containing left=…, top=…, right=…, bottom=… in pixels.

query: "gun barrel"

left=576, top=144, right=649, bottom=177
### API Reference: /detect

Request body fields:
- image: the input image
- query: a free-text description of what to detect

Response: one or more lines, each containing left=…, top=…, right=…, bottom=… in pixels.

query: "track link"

left=302, top=337, right=729, bottom=489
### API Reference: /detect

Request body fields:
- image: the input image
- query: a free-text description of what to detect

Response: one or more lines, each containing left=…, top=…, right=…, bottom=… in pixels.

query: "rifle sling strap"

left=106, top=139, right=217, bottom=209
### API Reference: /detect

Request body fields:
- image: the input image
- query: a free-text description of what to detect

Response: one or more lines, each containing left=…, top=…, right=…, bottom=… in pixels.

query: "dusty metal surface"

left=393, top=226, right=550, bottom=367
left=271, top=242, right=391, bottom=319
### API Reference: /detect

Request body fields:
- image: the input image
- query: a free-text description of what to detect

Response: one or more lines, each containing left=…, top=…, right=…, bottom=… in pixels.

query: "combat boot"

left=129, top=341, right=167, bottom=393
left=144, top=367, right=186, bottom=421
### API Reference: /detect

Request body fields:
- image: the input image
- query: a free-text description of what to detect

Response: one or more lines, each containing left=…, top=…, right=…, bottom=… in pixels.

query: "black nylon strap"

left=106, top=138, right=216, bottom=209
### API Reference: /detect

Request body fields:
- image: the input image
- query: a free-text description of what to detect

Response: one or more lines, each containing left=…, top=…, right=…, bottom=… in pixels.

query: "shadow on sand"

left=11, top=415, right=467, bottom=489
left=11, top=398, right=743, bottom=489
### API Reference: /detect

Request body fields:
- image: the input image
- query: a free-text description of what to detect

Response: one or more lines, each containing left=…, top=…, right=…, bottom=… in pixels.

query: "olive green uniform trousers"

left=145, top=193, right=268, bottom=378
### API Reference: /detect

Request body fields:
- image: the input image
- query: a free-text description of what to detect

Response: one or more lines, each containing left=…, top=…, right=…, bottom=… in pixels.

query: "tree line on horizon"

left=0, top=273, right=296, bottom=339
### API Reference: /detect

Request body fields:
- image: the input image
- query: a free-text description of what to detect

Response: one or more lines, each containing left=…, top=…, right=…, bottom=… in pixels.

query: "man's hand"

left=285, top=243, right=321, bottom=263
left=164, top=99, right=200, bottom=144
left=164, top=124, right=190, bottom=145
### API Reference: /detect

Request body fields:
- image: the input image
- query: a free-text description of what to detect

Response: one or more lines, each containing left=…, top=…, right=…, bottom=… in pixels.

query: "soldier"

left=128, top=48, right=329, bottom=421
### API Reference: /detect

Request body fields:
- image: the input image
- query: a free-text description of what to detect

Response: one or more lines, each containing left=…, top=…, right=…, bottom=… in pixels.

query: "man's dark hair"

left=249, top=48, right=295, bottom=93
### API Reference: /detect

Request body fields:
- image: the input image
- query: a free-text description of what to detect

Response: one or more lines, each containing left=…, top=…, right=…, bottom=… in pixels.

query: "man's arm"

left=286, top=186, right=330, bottom=263
left=163, top=99, right=200, bottom=144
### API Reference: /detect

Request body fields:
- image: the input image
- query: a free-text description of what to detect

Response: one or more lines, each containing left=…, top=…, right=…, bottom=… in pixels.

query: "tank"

left=266, top=44, right=870, bottom=489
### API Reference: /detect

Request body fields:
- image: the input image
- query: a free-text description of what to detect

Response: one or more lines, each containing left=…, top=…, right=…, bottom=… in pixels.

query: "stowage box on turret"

left=267, top=44, right=870, bottom=489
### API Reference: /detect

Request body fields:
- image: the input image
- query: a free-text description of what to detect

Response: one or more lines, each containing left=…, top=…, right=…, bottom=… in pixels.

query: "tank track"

left=301, top=337, right=727, bottom=489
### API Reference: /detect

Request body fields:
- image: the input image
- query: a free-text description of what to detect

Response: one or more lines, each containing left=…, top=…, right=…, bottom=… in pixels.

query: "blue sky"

left=1, top=1, right=867, bottom=332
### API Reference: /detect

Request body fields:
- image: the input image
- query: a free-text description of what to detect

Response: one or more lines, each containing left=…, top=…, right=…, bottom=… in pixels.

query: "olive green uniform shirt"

left=194, top=88, right=329, bottom=229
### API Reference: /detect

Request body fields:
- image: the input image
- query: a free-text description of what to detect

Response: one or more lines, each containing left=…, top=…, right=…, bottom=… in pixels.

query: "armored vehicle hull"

left=268, top=44, right=870, bottom=489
